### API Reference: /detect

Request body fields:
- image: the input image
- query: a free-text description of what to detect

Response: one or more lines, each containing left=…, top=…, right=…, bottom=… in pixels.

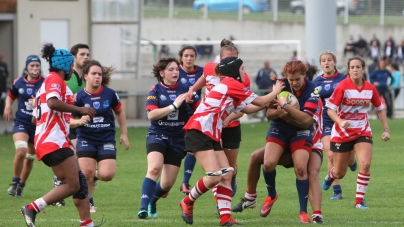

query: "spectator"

left=389, top=63, right=402, bottom=99
left=343, top=35, right=357, bottom=57
left=384, top=40, right=394, bottom=65
left=159, top=40, right=170, bottom=58
left=291, top=50, right=298, bottom=61
left=370, top=59, right=394, bottom=119
left=255, top=60, right=277, bottom=93
left=368, top=58, right=378, bottom=78
left=195, top=37, right=204, bottom=58
left=368, top=40, right=381, bottom=60
left=369, top=33, right=381, bottom=51
left=0, top=53, right=9, bottom=115
left=384, top=35, right=396, bottom=51
left=393, top=42, right=403, bottom=65
left=356, top=35, right=368, bottom=57
left=203, top=37, right=213, bottom=59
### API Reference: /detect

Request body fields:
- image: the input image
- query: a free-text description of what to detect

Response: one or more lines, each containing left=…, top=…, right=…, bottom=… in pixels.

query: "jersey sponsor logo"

left=84, top=123, right=111, bottom=128
left=84, top=103, right=90, bottom=107
left=27, top=88, right=33, bottom=95
left=189, top=78, right=196, bottom=84
left=93, top=116, right=104, bottom=123
left=103, top=100, right=109, bottom=108
left=157, top=120, right=185, bottom=127
left=160, top=95, right=167, bottom=101
left=93, top=101, right=100, bottom=109
left=147, top=96, right=157, bottom=100
left=50, top=83, right=61, bottom=92
left=26, top=84, right=34, bottom=87
left=18, top=88, right=24, bottom=94
left=344, top=98, right=371, bottom=106
left=297, top=130, right=310, bottom=137
left=166, top=90, right=176, bottom=93
left=91, top=97, right=100, bottom=100
left=169, top=94, right=177, bottom=101
left=103, top=143, right=115, bottom=150
left=181, top=78, right=187, bottom=84
left=324, top=84, right=330, bottom=91
left=24, top=101, right=33, bottom=111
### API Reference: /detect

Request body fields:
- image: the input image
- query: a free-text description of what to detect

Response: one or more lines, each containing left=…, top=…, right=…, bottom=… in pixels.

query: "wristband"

left=384, top=129, right=390, bottom=133
left=281, top=102, right=288, bottom=109
left=172, top=102, right=179, bottom=110
left=168, top=104, right=175, bottom=111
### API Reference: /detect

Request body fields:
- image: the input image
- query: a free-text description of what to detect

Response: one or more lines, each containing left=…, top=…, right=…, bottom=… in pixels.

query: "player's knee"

left=262, top=162, right=275, bottom=173
left=333, top=169, right=346, bottom=179
left=72, top=171, right=89, bottom=199
left=99, top=172, right=115, bottom=182
left=308, top=168, right=319, bottom=180
left=250, top=150, right=264, bottom=166
left=147, top=167, right=162, bottom=177
left=15, top=141, right=28, bottom=150
left=294, top=164, right=307, bottom=178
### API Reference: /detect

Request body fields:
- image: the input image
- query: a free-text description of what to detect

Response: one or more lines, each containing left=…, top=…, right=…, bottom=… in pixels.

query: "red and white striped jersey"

left=326, top=77, right=383, bottom=143
left=184, top=77, right=257, bottom=142
left=202, top=62, right=251, bottom=128
left=312, top=99, right=323, bottom=151
left=33, top=72, right=73, bottom=160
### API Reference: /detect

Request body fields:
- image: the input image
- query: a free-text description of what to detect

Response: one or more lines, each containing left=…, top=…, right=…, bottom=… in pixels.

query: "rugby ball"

left=278, top=91, right=299, bottom=109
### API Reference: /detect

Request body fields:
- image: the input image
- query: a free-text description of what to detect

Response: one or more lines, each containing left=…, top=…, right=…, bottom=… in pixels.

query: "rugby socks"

left=12, top=177, right=20, bottom=183
left=216, top=184, right=233, bottom=221
left=212, top=185, right=218, bottom=204
left=296, top=178, right=309, bottom=213
left=89, top=197, right=94, bottom=207
left=356, top=172, right=370, bottom=204
left=183, top=154, right=196, bottom=184
left=262, top=168, right=277, bottom=199
left=28, top=197, right=47, bottom=213
left=326, top=167, right=335, bottom=181
left=150, top=181, right=168, bottom=205
left=80, top=219, right=94, bottom=227
left=333, top=184, right=342, bottom=194
left=185, top=178, right=210, bottom=204
left=244, top=190, right=257, bottom=202
left=140, top=177, right=156, bottom=210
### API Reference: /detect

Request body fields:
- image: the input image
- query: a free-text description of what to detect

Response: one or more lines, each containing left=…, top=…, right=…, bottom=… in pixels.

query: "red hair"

left=282, top=60, right=307, bottom=77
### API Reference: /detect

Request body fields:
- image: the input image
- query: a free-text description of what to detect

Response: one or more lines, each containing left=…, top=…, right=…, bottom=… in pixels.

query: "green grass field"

left=1, top=119, right=403, bottom=226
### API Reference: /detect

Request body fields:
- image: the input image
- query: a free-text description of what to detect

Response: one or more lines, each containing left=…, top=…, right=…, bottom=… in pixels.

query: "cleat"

left=148, top=203, right=158, bottom=218
left=20, top=205, right=36, bottom=227
left=299, top=211, right=310, bottom=224
left=90, top=204, right=96, bottom=213
left=330, top=192, right=343, bottom=200
left=180, top=198, right=194, bottom=224
left=349, top=160, right=357, bottom=172
left=180, top=183, right=191, bottom=195
left=7, top=182, right=18, bottom=196
left=231, top=198, right=257, bottom=213
left=15, top=185, right=24, bottom=198
left=220, top=217, right=243, bottom=226
left=260, top=194, right=278, bottom=217
left=53, top=176, right=63, bottom=188
left=161, top=192, right=169, bottom=198
left=354, top=200, right=369, bottom=210
left=312, top=214, right=324, bottom=224
left=137, top=209, right=148, bottom=219
left=52, top=200, right=66, bottom=206
left=322, top=174, right=333, bottom=190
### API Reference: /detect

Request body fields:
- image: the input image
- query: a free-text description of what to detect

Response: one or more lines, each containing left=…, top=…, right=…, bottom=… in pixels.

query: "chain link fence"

left=143, top=0, right=404, bottom=25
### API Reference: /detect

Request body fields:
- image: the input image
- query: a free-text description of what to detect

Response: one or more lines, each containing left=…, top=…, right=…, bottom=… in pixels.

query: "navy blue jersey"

left=146, top=82, right=200, bottom=137
left=313, top=72, right=346, bottom=123
left=8, top=75, right=44, bottom=125
left=270, top=78, right=320, bottom=132
left=179, top=64, right=203, bottom=98
left=74, top=86, right=121, bottom=142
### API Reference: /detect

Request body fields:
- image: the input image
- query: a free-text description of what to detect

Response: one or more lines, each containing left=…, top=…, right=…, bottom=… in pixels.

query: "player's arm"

left=186, top=76, right=206, bottom=102
left=114, top=107, right=130, bottom=150
left=70, top=115, right=91, bottom=129
left=240, top=104, right=264, bottom=114
left=282, top=104, right=315, bottom=129
left=3, top=96, right=15, bottom=121
left=47, top=97, right=95, bottom=118
left=148, top=93, right=186, bottom=121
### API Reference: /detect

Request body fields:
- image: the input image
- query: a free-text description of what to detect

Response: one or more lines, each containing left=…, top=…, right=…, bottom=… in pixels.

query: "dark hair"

left=178, top=46, right=197, bottom=65
left=391, top=63, right=399, bottom=71
left=305, top=64, right=318, bottom=81
left=347, top=56, right=366, bottom=69
left=40, top=43, right=62, bottom=73
left=70, top=43, right=90, bottom=57
left=82, top=60, right=114, bottom=86
left=282, top=60, right=307, bottom=77
left=219, top=39, right=239, bottom=58
left=151, top=57, right=179, bottom=82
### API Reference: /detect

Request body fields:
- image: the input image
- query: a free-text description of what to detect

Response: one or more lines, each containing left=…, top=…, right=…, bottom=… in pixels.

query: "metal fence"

left=143, top=0, right=404, bottom=25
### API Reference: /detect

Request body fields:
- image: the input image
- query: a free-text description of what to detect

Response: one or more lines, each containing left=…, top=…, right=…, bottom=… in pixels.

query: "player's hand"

left=222, top=118, right=230, bottom=127
left=3, top=106, right=13, bottom=121
left=120, top=133, right=130, bottom=150
left=382, top=131, right=390, bottom=141
left=174, top=93, right=186, bottom=108
left=271, top=80, right=285, bottom=95
left=268, top=99, right=278, bottom=109
left=338, top=120, right=350, bottom=129
left=79, top=107, right=96, bottom=118
left=276, top=105, right=289, bottom=118
left=185, top=88, right=195, bottom=103
left=79, top=115, right=91, bottom=126
left=277, top=95, right=288, bottom=107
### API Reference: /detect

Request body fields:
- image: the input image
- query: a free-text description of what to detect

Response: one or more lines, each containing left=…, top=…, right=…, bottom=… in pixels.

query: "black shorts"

left=185, top=130, right=223, bottom=152
left=312, top=149, right=323, bottom=164
left=331, top=136, right=373, bottom=153
left=221, top=125, right=241, bottom=149
left=41, top=148, right=74, bottom=167
left=69, top=128, right=77, bottom=140
left=147, top=143, right=185, bottom=167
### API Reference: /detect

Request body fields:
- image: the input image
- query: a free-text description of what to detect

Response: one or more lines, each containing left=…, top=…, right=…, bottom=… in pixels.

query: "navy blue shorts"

left=12, top=121, right=35, bottom=144
left=266, top=125, right=313, bottom=154
left=146, top=132, right=186, bottom=158
left=322, top=118, right=334, bottom=137
left=76, top=137, right=116, bottom=162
